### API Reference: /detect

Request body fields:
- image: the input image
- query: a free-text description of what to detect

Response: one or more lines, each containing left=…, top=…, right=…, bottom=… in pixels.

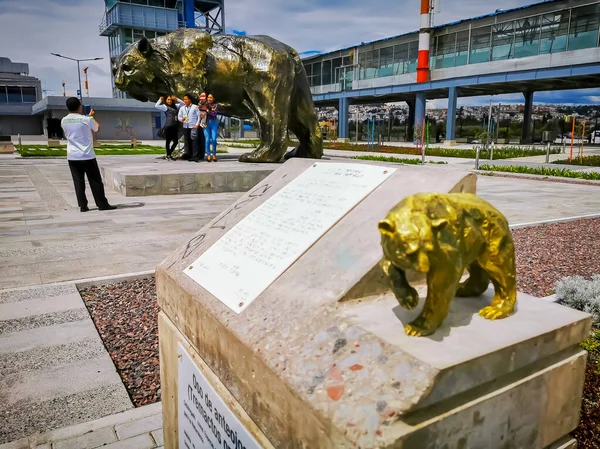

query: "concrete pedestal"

left=101, top=160, right=275, bottom=196
left=0, top=142, right=15, bottom=154
left=156, top=159, right=590, bottom=448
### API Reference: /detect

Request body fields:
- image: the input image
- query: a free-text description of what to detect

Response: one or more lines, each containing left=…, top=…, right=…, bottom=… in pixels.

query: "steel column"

left=414, top=91, right=427, bottom=133
left=521, top=90, right=534, bottom=143
left=338, top=97, right=350, bottom=139
left=445, top=86, right=458, bottom=144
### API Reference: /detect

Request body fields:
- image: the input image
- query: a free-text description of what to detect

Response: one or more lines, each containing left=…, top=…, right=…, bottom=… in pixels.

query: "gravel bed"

left=80, top=218, right=600, bottom=446
left=80, top=278, right=159, bottom=407
left=512, top=217, right=600, bottom=297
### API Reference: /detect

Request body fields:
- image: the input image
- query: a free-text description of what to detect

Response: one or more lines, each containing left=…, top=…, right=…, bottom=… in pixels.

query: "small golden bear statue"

left=379, top=193, right=517, bottom=337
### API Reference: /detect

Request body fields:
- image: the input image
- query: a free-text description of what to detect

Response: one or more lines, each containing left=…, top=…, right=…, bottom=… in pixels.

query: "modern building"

left=0, top=57, right=42, bottom=136
left=32, top=96, right=162, bottom=140
left=99, top=0, right=225, bottom=98
left=302, top=0, right=600, bottom=143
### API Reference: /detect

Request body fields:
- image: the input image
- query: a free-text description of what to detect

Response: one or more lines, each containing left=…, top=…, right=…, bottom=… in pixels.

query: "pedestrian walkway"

left=0, top=282, right=132, bottom=444
left=0, top=403, right=162, bottom=449
left=0, top=155, right=240, bottom=289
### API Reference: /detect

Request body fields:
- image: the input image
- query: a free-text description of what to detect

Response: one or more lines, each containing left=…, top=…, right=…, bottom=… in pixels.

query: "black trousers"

left=165, top=125, right=179, bottom=157
left=68, top=159, right=110, bottom=209
left=182, top=127, right=205, bottom=161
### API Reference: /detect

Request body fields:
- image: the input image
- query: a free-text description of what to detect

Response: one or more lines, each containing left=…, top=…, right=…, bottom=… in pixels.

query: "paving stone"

left=0, top=293, right=84, bottom=320
left=0, top=384, right=131, bottom=444
left=102, top=433, right=155, bottom=449
left=54, top=426, right=117, bottom=449
left=151, top=429, right=163, bottom=446
left=0, top=284, right=77, bottom=305
left=115, top=413, right=162, bottom=440
left=0, top=337, right=106, bottom=375
left=0, top=309, right=89, bottom=335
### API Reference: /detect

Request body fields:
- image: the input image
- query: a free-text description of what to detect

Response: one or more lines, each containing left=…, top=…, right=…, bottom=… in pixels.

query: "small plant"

left=325, top=142, right=561, bottom=160
left=553, top=155, right=600, bottom=167
left=352, top=155, right=448, bottom=165
left=555, top=275, right=600, bottom=324
left=478, top=164, right=600, bottom=181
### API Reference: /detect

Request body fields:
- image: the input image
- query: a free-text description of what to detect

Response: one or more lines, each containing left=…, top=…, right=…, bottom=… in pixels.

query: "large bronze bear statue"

left=379, top=193, right=517, bottom=337
left=112, top=29, right=322, bottom=163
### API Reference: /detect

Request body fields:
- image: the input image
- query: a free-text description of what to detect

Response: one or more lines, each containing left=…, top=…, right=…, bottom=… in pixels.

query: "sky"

left=0, top=0, right=597, bottom=106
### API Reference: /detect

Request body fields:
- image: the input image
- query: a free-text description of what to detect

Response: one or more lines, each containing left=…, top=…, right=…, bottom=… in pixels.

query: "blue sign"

left=77, top=90, right=81, bottom=96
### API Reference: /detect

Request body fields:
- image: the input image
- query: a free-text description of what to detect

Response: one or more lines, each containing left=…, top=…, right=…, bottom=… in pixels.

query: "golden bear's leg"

left=405, top=269, right=462, bottom=337
left=478, top=243, right=517, bottom=320
left=383, top=261, right=419, bottom=310
left=239, top=65, right=295, bottom=163
left=456, top=261, right=490, bottom=297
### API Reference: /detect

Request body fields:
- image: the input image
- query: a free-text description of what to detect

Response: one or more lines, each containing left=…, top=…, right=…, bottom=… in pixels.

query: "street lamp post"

left=50, top=54, right=103, bottom=100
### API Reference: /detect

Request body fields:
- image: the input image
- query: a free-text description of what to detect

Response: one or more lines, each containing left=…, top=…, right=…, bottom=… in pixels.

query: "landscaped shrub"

left=479, top=164, right=600, bottom=181
left=553, top=155, right=600, bottom=167
left=325, top=142, right=561, bottom=160
left=555, top=275, right=600, bottom=324
left=352, top=155, right=447, bottom=165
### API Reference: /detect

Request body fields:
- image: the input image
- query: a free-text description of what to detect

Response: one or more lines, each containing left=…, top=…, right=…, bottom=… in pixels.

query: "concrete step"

left=0, top=283, right=133, bottom=445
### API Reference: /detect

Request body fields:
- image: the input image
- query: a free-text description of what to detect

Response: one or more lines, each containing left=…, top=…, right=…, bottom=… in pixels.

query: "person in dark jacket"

left=155, top=96, right=184, bottom=160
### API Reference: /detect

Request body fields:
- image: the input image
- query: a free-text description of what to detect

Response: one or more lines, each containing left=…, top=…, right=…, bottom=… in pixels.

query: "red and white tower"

left=417, top=0, right=432, bottom=83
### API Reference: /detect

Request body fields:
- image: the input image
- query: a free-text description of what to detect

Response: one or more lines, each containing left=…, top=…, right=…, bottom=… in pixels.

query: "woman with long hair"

left=204, top=94, right=220, bottom=162
left=155, top=95, right=183, bottom=160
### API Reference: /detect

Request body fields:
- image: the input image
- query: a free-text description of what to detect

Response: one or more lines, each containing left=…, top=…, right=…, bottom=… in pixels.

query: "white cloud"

left=0, top=0, right=112, bottom=97
left=1, top=0, right=598, bottom=106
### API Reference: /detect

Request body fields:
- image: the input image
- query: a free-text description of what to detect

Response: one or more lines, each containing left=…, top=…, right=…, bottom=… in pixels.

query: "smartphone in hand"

left=83, top=105, right=92, bottom=116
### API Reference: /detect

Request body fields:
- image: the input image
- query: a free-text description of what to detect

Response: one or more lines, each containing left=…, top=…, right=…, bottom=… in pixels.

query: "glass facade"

left=304, top=4, right=600, bottom=87
left=0, top=86, right=38, bottom=104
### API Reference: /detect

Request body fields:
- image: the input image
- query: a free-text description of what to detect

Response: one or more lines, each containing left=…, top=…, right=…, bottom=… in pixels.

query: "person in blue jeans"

left=204, top=94, right=220, bottom=161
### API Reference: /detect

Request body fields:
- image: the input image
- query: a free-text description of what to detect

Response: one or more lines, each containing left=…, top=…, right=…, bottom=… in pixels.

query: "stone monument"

left=156, top=159, right=590, bottom=448
left=112, top=29, right=322, bottom=163
left=0, top=135, right=14, bottom=154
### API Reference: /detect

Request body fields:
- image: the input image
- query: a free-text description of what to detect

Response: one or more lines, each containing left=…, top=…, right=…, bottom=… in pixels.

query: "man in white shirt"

left=177, top=94, right=204, bottom=162
left=61, top=97, right=116, bottom=212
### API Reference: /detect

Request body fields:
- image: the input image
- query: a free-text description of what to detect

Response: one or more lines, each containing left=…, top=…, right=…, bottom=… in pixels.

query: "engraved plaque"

left=185, top=162, right=395, bottom=313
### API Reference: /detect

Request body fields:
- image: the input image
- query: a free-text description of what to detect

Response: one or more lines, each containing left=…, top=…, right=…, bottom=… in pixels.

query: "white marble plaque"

left=185, top=162, right=395, bottom=313
left=178, top=343, right=263, bottom=449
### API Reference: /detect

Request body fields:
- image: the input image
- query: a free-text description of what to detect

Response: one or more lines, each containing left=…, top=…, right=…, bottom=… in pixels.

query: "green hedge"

left=325, top=142, right=561, bottom=160
left=353, top=155, right=447, bottom=165
left=553, top=155, right=600, bottom=167
left=479, top=164, right=600, bottom=181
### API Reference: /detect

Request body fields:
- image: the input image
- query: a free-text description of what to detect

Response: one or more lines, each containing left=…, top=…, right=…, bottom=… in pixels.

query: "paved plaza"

left=1, top=152, right=600, bottom=447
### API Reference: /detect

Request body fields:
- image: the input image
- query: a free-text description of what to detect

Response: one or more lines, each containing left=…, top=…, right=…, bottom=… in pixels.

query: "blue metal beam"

left=414, top=92, right=426, bottom=133
left=446, top=87, right=458, bottom=142
left=338, top=97, right=350, bottom=139
left=184, top=0, right=195, bottom=28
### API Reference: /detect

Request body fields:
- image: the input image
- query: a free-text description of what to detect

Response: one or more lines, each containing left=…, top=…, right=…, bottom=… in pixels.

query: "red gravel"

left=80, top=218, right=600, bottom=446
left=513, top=218, right=600, bottom=297
left=80, top=278, right=160, bottom=407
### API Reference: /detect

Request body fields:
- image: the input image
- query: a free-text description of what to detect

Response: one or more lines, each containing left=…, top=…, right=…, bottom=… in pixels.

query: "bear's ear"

left=137, top=37, right=153, bottom=58
left=378, top=219, right=396, bottom=236
left=431, top=218, right=448, bottom=229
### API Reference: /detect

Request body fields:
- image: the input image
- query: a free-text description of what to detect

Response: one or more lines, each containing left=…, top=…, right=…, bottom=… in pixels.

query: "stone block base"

left=158, top=309, right=585, bottom=449
left=444, top=139, right=457, bottom=146
left=101, top=161, right=275, bottom=196
left=0, top=143, right=14, bottom=154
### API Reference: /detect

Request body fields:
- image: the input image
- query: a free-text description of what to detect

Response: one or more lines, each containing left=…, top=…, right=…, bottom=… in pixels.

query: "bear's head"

left=112, top=37, right=173, bottom=102
left=378, top=208, right=447, bottom=274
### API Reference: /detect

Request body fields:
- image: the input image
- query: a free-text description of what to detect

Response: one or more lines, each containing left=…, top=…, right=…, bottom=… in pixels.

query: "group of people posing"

left=155, top=93, right=219, bottom=162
